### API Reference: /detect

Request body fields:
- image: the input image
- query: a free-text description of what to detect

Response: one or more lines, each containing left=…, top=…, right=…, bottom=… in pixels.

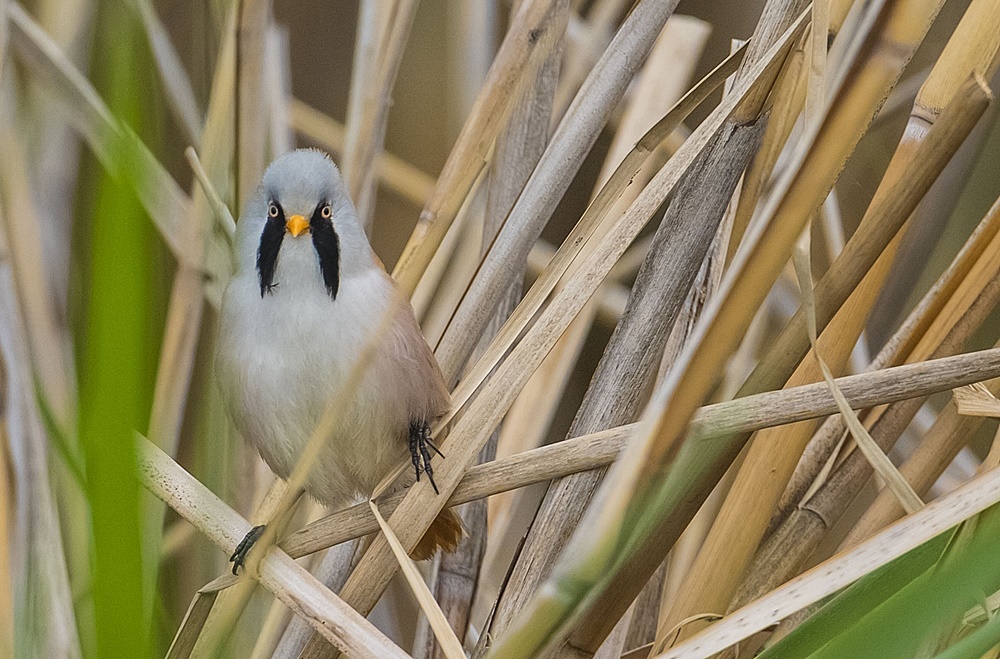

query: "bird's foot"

left=230, top=524, right=266, bottom=575
left=409, top=421, right=443, bottom=495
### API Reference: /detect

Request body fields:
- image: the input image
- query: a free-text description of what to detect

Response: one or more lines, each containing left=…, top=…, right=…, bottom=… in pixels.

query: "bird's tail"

left=411, top=508, right=464, bottom=560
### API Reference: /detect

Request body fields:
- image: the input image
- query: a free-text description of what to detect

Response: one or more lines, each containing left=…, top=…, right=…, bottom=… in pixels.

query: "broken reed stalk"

left=136, top=439, right=407, bottom=659
left=661, top=61, right=986, bottom=642
left=498, top=3, right=945, bottom=656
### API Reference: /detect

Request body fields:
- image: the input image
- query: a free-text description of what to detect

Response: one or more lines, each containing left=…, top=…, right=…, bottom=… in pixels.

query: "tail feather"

left=411, top=507, right=464, bottom=560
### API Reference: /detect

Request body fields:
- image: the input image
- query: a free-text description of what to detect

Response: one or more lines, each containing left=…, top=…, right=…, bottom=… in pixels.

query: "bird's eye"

left=268, top=202, right=280, bottom=218
left=320, top=204, right=332, bottom=219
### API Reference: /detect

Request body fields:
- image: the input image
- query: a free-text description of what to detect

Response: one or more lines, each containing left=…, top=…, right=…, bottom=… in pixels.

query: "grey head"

left=234, top=149, right=374, bottom=299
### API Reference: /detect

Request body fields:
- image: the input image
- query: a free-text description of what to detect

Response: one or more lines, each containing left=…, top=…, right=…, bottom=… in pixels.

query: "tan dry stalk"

left=523, top=2, right=944, bottom=655
left=341, top=0, right=418, bottom=230
left=655, top=465, right=1000, bottom=659
left=137, top=439, right=408, bottom=659
left=235, top=0, right=269, bottom=208
left=274, top=347, right=1000, bottom=561
left=391, top=0, right=569, bottom=295
left=662, top=66, right=986, bottom=641
left=147, top=12, right=236, bottom=455
left=433, top=0, right=680, bottom=382
left=324, top=23, right=806, bottom=649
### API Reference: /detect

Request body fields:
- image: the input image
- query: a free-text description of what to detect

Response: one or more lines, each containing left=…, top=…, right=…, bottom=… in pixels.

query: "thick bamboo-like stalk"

left=434, top=0, right=681, bottom=382
left=136, top=439, right=408, bottom=659
left=655, top=466, right=1000, bottom=659
left=868, top=0, right=1000, bottom=340
left=661, top=66, right=985, bottom=641
left=391, top=0, right=568, bottom=295
left=494, top=3, right=944, bottom=656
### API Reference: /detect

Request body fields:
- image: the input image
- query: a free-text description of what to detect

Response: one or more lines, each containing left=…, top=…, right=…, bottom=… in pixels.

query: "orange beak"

left=286, top=214, right=309, bottom=237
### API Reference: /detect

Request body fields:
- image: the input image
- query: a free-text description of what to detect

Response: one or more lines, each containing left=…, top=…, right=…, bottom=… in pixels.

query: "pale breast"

left=216, top=265, right=425, bottom=509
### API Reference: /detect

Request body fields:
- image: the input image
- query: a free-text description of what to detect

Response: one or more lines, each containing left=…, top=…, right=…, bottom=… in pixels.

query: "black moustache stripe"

left=311, top=203, right=340, bottom=300
left=257, top=210, right=285, bottom=297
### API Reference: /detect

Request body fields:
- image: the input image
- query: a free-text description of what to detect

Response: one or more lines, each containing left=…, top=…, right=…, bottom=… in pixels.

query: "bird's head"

left=234, top=149, right=373, bottom=300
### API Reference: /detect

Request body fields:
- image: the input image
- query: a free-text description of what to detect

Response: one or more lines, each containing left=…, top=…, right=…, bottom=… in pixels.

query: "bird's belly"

left=218, top=275, right=411, bottom=509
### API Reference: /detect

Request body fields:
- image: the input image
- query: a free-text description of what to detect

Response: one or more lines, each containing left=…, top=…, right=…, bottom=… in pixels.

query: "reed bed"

left=4, top=1, right=1000, bottom=658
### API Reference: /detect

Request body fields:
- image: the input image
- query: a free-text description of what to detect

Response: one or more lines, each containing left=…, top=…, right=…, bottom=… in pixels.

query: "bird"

left=215, top=149, right=462, bottom=572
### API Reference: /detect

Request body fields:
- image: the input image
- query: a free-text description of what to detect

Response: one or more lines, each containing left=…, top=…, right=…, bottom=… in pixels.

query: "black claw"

left=230, top=524, right=266, bottom=575
left=409, top=421, right=441, bottom=495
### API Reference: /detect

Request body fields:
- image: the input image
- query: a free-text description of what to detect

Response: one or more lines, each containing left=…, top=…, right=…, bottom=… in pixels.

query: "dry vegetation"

left=4, top=0, right=1000, bottom=657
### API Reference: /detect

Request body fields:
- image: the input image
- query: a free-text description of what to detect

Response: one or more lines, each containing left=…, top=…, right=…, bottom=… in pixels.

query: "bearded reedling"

left=216, top=149, right=462, bottom=572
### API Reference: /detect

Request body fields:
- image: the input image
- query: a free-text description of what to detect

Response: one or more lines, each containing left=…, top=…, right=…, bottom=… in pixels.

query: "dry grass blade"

left=369, top=501, right=466, bottom=659
left=792, top=230, right=923, bottom=513
left=656, top=465, right=1000, bottom=659
left=954, top=382, right=1000, bottom=417
left=136, top=438, right=408, bottom=659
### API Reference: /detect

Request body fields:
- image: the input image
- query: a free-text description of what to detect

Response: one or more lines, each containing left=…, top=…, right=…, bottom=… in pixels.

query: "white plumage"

left=215, top=150, right=458, bottom=558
